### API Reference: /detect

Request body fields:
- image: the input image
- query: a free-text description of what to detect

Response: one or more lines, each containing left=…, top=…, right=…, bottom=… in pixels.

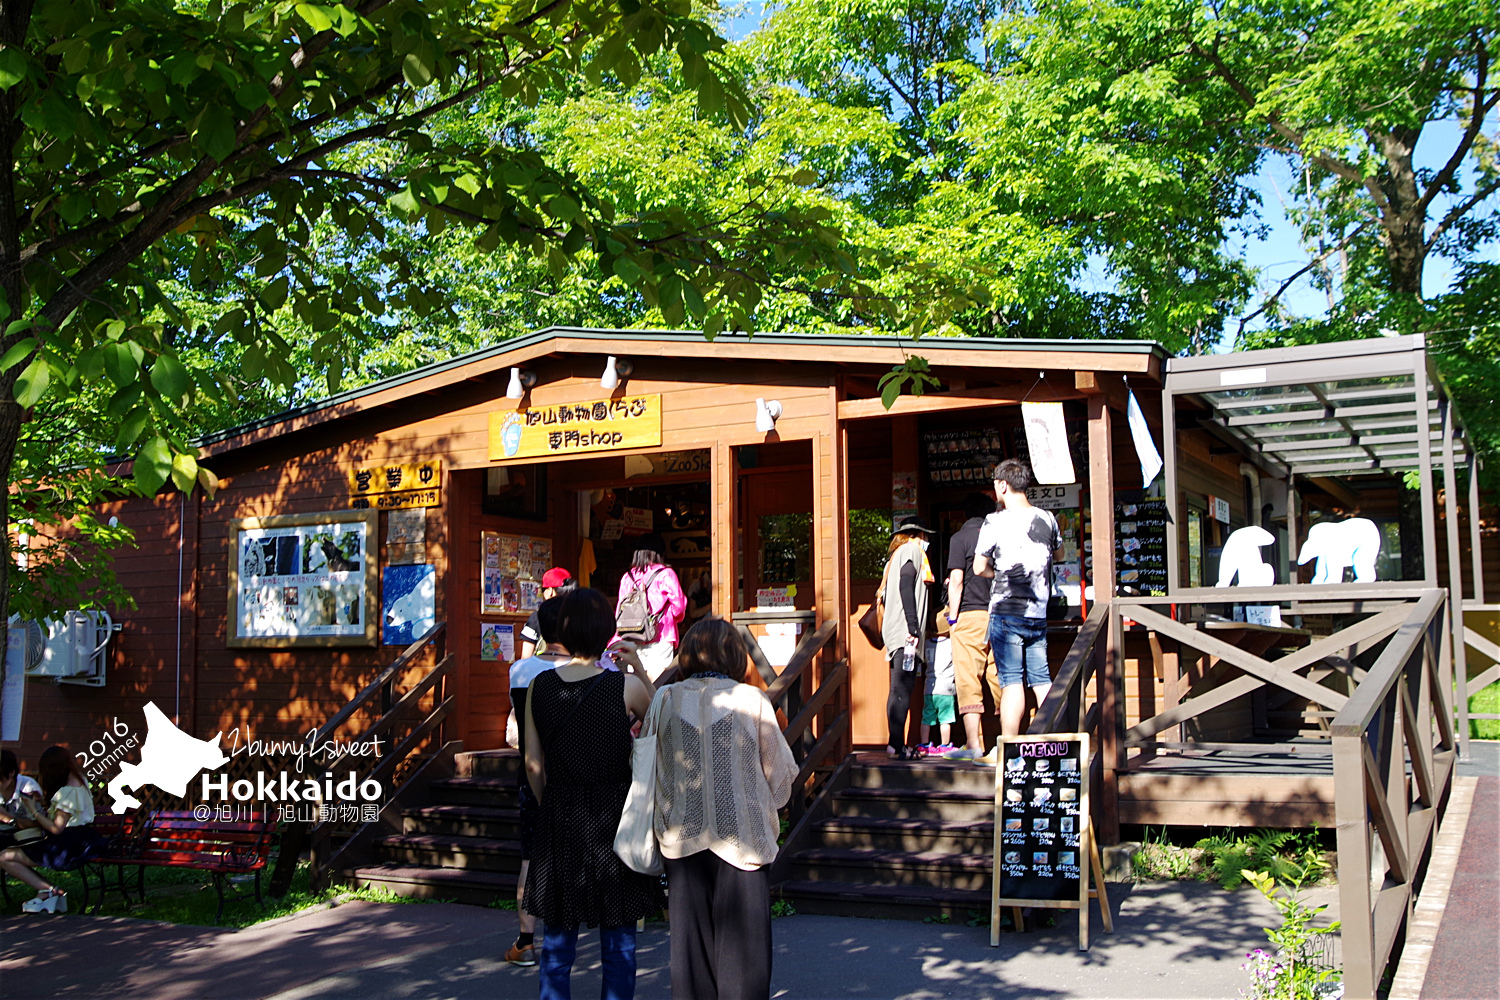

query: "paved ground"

left=0, top=881, right=1335, bottom=1000
left=1421, top=765, right=1498, bottom=1000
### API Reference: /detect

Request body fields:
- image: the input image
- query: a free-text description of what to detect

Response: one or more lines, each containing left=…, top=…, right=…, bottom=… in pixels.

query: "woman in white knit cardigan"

left=651, top=618, right=797, bottom=1000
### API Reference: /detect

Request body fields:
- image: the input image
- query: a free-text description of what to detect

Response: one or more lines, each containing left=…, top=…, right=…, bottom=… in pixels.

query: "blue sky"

left=723, top=3, right=1495, bottom=346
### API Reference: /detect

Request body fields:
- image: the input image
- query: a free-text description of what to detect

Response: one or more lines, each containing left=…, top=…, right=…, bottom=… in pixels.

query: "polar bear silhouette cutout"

left=107, top=701, right=228, bottom=813
left=1298, top=518, right=1382, bottom=584
left=1217, top=525, right=1277, bottom=588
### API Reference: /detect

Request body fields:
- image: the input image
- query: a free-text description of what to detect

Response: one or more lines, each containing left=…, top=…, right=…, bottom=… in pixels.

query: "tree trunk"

left=1377, top=129, right=1427, bottom=298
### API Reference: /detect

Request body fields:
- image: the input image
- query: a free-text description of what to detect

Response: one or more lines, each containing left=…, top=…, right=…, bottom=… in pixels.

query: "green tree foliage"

left=0, top=0, right=889, bottom=623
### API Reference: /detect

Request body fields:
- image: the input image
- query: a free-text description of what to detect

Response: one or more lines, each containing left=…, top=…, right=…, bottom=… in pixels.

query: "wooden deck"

left=1118, top=748, right=1335, bottom=828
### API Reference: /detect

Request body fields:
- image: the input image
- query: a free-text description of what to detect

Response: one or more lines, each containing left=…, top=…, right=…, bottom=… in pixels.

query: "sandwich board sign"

left=990, top=733, right=1113, bottom=950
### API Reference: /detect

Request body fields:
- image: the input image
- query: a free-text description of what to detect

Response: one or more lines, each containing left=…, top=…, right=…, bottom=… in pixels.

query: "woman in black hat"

left=879, top=516, right=936, bottom=760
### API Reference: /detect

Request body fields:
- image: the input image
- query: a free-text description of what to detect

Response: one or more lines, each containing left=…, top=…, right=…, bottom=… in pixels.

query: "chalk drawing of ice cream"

left=500, top=413, right=524, bottom=457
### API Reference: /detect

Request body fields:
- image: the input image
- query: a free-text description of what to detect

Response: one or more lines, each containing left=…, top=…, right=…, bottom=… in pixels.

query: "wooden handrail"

left=311, top=622, right=446, bottom=745
left=782, top=660, right=847, bottom=746
left=791, top=711, right=849, bottom=791
left=1030, top=602, right=1108, bottom=734
left=765, top=620, right=838, bottom=706
left=358, top=654, right=452, bottom=747
left=1331, top=590, right=1443, bottom=735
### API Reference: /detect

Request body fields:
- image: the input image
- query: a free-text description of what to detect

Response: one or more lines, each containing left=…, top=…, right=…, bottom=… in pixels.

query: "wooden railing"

left=1052, top=591, right=1456, bottom=999
left=1332, top=591, right=1455, bottom=1000
left=1458, top=602, right=1500, bottom=758
left=270, top=622, right=453, bottom=893
left=1030, top=602, right=1109, bottom=735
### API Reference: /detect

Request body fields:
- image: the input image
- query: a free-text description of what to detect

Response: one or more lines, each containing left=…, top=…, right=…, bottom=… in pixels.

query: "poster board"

left=990, top=733, right=1112, bottom=950
left=481, top=530, right=553, bottom=615
left=227, top=509, right=379, bottom=648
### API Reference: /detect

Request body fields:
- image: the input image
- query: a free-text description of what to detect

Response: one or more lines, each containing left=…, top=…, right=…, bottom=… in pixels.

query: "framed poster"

left=227, top=509, right=379, bottom=648
left=383, top=564, right=437, bottom=646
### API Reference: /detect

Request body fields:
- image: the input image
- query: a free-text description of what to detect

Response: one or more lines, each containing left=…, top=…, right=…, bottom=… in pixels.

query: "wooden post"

left=1088, top=395, right=1120, bottom=843
left=1442, top=402, right=1471, bottom=759
left=1468, top=449, right=1485, bottom=605
left=1415, top=362, right=1438, bottom=586
left=1334, top=724, right=1375, bottom=999
left=712, top=441, right=738, bottom=616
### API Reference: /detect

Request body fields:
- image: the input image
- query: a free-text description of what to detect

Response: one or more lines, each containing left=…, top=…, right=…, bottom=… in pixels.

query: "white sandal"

left=20, top=888, right=66, bottom=914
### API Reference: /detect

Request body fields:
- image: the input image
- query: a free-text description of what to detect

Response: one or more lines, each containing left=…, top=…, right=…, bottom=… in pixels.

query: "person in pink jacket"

left=613, top=534, right=687, bottom=681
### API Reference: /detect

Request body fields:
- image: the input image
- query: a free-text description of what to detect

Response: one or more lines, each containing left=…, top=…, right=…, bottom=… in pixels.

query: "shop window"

left=759, top=513, right=810, bottom=585
left=849, top=509, right=893, bottom=580
left=1187, top=507, right=1205, bottom=588
left=484, top=465, right=547, bottom=520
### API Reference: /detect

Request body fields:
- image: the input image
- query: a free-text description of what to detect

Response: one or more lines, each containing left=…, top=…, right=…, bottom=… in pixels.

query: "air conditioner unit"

left=27, top=611, right=119, bottom=687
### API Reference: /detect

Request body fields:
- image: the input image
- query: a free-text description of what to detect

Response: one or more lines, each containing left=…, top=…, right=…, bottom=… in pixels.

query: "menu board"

left=1115, top=489, right=1168, bottom=597
left=921, top=428, right=1007, bottom=488
left=995, top=737, right=1086, bottom=901
left=990, top=732, right=1110, bottom=951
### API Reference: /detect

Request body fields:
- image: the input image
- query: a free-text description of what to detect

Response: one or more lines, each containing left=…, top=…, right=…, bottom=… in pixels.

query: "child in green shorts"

left=921, top=634, right=958, bottom=753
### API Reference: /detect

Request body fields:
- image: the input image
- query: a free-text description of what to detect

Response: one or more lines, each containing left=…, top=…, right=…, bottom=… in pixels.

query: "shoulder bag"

left=859, top=561, right=890, bottom=651
left=614, top=688, right=666, bottom=875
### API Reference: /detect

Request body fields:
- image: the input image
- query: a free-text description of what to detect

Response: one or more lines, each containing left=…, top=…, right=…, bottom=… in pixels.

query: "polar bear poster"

left=1217, top=525, right=1277, bottom=588
left=1298, top=518, right=1382, bottom=584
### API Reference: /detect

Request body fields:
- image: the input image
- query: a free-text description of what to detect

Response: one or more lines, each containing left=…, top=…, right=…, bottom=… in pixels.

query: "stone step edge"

left=375, top=833, right=523, bottom=853
left=788, top=847, right=994, bottom=870
left=350, top=864, right=519, bottom=887
left=774, top=879, right=991, bottom=905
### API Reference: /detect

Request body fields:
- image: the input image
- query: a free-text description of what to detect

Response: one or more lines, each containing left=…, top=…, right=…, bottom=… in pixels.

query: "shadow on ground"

left=0, top=879, right=1329, bottom=1000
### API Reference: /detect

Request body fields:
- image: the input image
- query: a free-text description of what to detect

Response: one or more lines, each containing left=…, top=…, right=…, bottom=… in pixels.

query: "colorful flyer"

left=480, top=622, right=514, bottom=661
left=482, top=567, right=505, bottom=615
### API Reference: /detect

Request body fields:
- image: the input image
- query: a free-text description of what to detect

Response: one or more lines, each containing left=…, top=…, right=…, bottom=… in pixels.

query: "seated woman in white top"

left=0, top=746, right=106, bottom=913
left=651, top=618, right=797, bottom=1000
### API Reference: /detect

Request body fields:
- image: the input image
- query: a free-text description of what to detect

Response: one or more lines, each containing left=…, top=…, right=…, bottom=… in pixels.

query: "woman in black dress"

left=523, top=587, right=661, bottom=1000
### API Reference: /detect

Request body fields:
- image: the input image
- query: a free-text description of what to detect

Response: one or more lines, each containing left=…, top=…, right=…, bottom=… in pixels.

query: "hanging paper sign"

left=621, top=506, right=654, bottom=533
left=1126, top=390, right=1163, bottom=489
left=349, top=460, right=442, bottom=497
left=489, top=395, right=662, bottom=460
left=1021, top=402, right=1076, bottom=485
left=1209, top=496, right=1231, bottom=524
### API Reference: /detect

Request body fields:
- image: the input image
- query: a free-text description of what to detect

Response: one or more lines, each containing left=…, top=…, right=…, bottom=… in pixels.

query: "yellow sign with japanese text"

left=350, top=488, right=442, bottom=510
left=348, top=460, right=443, bottom=497
left=488, top=395, right=662, bottom=461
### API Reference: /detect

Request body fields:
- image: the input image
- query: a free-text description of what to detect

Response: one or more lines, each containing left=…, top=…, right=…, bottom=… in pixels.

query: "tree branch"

left=1235, top=221, right=1371, bottom=339
left=1416, top=32, right=1497, bottom=220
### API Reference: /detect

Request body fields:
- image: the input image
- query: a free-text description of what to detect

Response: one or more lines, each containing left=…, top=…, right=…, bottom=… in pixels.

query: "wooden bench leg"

left=254, top=870, right=264, bottom=908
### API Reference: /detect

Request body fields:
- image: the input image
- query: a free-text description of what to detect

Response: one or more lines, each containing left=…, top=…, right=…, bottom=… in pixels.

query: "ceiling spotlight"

left=505, top=367, right=537, bottom=400
left=600, top=356, right=634, bottom=391
left=755, top=397, right=782, bottom=434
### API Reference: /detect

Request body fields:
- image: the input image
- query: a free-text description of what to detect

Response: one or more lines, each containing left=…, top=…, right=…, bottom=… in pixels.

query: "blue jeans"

left=540, top=923, right=638, bottom=1000
left=990, top=614, right=1051, bottom=688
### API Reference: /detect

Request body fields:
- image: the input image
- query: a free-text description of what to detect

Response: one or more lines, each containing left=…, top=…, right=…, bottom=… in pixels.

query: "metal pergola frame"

left=1160, top=334, right=1480, bottom=604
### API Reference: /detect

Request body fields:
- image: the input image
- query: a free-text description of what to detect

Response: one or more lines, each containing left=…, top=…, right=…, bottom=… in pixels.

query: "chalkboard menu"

left=1115, top=489, right=1168, bottom=596
left=994, top=737, right=1087, bottom=901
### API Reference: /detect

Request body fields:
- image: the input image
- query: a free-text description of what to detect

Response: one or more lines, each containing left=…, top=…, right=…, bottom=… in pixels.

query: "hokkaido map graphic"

left=106, top=702, right=228, bottom=812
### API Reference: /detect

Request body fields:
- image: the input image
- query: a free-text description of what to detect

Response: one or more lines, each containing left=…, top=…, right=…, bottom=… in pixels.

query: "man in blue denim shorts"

left=973, top=458, right=1061, bottom=738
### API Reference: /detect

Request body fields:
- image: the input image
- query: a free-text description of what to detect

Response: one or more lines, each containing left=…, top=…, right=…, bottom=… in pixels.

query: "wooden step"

left=455, top=749, right=522, bottom=781
left=775, top=878, right=992, bottom=921
left=846, top=758, right=997, bottom=793
left=785, top=846, right=993, bottom=891
left=814, top=816, right=994, bottom=853
left=832, top=786, right=994, bottom=822
left=374, top=833, right=523, bottom=873
left=403, top=804, right=521, bottom=839
left=428, top=776, right=520, bottom=807
left=349, top=863, right=517, bottom=906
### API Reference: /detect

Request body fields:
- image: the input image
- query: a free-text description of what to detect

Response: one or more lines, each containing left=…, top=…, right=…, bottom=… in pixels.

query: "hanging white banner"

left=1127, top=390, right=1163, bottom=489
left=1021, top=401, right=1076, bottom=485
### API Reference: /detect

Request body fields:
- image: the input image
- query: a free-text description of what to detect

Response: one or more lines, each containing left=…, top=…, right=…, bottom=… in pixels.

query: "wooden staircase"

left=773, top=753, right=998, bottom=921
left=348, top=749, right=523, bottom=905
